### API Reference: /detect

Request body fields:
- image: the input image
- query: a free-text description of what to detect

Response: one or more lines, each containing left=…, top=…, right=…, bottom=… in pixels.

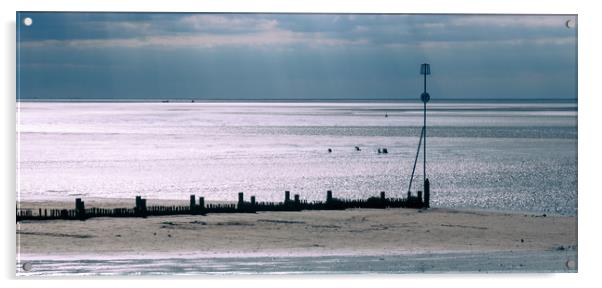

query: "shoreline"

left=17, top=207, right=576, bottom=255
left=16, top=206, right=577, bottom=274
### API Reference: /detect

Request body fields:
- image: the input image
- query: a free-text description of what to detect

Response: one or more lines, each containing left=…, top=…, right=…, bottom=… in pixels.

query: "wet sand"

left=17, top=202, right=575, bottom=254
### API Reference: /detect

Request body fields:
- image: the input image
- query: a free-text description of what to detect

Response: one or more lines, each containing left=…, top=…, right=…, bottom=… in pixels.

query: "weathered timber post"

left=380, top=191, right=386, bottom=207
left=190, top=195, right=196, bottom=213
left=294, top=194, right=300, bottom=207
left=140, top=198, right=147, bottom=218
left=285, top=191, right=290, bottom=203
left=238, top=192, right=244, bottom=210
left=75, top=198, right=86, bottom=220
left=199, top=197, right=205, bottom=210
left=251, top=196, right=256, bottom=206
left=135, top=196, right=140, bottom=216
left=135, top=196, right=142, bottom=213
left=327, top=190, right=333, bottom=203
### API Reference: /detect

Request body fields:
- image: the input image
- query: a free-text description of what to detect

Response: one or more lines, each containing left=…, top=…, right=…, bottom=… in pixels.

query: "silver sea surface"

left=16, top=101, right=577, bottom=215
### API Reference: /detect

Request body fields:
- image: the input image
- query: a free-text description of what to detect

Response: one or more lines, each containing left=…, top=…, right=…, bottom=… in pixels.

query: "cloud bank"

left=17, top=13, right=577, bottom=100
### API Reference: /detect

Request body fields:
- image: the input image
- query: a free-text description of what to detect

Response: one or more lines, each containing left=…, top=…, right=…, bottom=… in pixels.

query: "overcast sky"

left=17, top=13, right=577, bottom=100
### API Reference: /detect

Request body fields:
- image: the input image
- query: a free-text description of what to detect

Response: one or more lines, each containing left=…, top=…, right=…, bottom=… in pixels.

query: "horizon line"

left=16, top=98, right=577, bottom=102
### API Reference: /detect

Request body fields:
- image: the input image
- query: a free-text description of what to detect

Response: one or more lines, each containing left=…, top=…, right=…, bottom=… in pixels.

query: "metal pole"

left=408, top=127, right=424, bottom=194
left=423, top=73, right=427, bottom=181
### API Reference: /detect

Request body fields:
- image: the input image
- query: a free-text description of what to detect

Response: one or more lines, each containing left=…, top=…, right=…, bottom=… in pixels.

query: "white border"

left=2, top=0, right=600, bottom=286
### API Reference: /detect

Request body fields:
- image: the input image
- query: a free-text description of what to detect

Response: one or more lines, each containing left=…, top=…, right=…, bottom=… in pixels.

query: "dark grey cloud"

left=17, top=13, right=577, bottom=100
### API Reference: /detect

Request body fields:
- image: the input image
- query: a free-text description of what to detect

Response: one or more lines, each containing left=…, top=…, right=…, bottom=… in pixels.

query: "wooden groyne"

left=16, top=190, right=426, bottom=221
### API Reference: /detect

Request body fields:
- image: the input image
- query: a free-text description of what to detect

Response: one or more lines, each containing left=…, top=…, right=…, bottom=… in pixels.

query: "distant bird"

left=382, top=148, right=388, bottom=154
left=385, top=113, right=388, bottom=118
left=377, top=148, right=382, bottom=154
left=355, top=146, right=361, bottom=151
left=328, top=148, right=332, bottom=153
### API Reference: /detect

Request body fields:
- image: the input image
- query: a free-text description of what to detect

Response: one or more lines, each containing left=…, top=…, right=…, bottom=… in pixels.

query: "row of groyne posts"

left=16, top=189, right=428, bottom=221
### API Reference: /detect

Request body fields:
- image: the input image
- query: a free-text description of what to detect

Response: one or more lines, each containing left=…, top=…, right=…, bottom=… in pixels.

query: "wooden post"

left=251, top=196, right=256, bottom=206
left=417, top=191, right=423, bottom=202
left=327, top=190, right=333, bottom=203
left=238, top=192, right=244, bottom=208
left=75, top=198, right=85, bottom=219
left=140, top=199, right=147, bottom=217
left=199, top=197, right=205, bottom=209
left=285, top=191, right=290, bottom=203
left=190, top=195, right=196, bottom=212
left=294, top=194, right=300, bottom=206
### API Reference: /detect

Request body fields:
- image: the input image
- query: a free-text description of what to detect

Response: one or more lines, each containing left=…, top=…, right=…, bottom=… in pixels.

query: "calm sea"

left=16, top=101, right=577, bottom=215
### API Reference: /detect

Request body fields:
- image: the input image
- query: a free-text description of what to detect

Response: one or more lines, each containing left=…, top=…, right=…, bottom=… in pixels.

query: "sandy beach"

left=16, top=200, right=577, bottom=274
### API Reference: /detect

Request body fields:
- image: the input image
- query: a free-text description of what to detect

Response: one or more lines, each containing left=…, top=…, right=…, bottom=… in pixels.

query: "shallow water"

left=16, top=101, right=577, bottom=215
left=16, top=250, right=577, bottom=275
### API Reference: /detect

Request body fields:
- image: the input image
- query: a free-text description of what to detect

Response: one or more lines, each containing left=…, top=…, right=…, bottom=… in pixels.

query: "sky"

left=16, top=13, right=577, bottom=100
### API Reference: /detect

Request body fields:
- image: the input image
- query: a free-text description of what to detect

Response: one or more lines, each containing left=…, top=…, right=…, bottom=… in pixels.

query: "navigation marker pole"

left=420, top=63, right=431, bottom=208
